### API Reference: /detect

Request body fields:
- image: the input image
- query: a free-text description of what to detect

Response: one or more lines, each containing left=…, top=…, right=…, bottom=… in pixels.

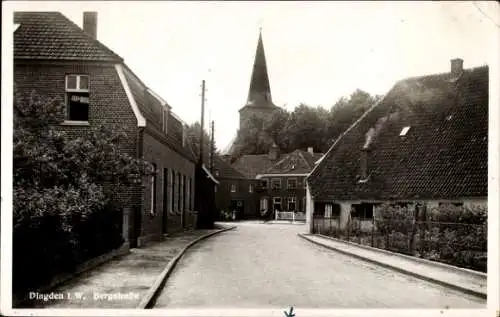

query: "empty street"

left=153, top=222, right=485, bottom=309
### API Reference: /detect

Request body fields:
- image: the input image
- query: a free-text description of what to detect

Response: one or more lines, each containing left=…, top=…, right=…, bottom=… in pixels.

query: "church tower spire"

left=246, top=29, right=274, bottom=107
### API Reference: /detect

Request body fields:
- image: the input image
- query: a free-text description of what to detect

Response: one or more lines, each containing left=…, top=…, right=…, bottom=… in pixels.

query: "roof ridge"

left=57, top=12, right=124, bottom=62
left=397, top=64, right=489, bottom=83
left=307, top=92, right=389, bottom=181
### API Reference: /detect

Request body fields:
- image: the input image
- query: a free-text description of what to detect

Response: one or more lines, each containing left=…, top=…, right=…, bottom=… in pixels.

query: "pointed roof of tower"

left=240, top=30, right=278, bottom=112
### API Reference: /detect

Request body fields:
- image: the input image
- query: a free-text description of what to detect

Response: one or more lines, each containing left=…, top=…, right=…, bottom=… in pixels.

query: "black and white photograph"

left=1, top=1, right=499, bottom=316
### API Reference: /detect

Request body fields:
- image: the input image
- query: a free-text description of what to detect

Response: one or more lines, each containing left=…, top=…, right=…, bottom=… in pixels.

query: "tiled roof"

left=231, top=154, right=277, bottom=179
left=121, top=61, right=194, bottom=162
left=308, top=65, right=488, bottom=201
left=232, top=150, right=323, bottom=178
left=213, top=155, right=246, bottom=179
left=192, top=148, right=246, bottom=180
left=263, top=150, right=324, bottom=174
left=14, top=12, right=122, bottom=62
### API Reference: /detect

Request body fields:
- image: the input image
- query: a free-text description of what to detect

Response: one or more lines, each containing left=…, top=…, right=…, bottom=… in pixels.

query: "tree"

left=13, top=89, right=153, bottom=295
left=186, top=121, right=218, bottom=159
left=230, top=89, right=380, bottom=157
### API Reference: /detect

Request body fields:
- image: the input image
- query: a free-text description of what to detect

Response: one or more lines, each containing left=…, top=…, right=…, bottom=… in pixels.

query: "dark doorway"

left=162, top=168, right=169, bottom=234
left=230, top=199, right=244, bottom=219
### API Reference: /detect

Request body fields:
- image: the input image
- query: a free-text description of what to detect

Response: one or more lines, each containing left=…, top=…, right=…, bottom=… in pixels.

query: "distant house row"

left=305, top=58, right=488, bottom=231
left=13, top=11, right=217, bottom=248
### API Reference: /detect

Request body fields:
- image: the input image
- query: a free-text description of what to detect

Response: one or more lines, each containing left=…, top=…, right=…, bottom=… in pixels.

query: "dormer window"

left=400, top=126, right=410, bottom=136
left=162, top=109, right=168, bottom=133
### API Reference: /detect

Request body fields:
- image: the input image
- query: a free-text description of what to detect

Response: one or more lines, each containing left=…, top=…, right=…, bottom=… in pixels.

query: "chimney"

left=360, top=148, right=370, bottom=181
left=268, top=142, right=280, bottom=161
left=83, top=12, right=98, bottom=40
left=307, top=147, right=314, bottom=154
left=450, top=58, right=463, bottom=77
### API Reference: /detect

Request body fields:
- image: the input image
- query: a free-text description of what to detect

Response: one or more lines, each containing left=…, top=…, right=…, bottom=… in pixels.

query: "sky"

left=6, top=1, right=500, bottom=152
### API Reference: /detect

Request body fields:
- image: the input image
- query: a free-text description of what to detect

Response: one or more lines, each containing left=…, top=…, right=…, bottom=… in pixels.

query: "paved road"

left=154, top=222, right=485, bottom=309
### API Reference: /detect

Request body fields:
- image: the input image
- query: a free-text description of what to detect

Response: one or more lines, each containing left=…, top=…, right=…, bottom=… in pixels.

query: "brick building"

left=306, top=59, right=488, bottom=232
left=212, top=155, right=258, bottom=220
left=232, top=143, right=323, bottom=220
left=14, top=11, right=198, bottom=247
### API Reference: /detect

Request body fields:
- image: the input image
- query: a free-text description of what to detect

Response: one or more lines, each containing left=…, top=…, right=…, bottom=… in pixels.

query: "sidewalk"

left=299, top=234, right=487, bottom=299
left=23, top=229, right=222, bottom=309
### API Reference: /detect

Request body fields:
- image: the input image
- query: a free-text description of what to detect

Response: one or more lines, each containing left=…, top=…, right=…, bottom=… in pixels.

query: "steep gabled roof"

left=231, top=154, right=277, bottom=179
left=14, top=11, right=122, bottom=62
left=308, top=64, right=488, bottom=201
left=263, top=150, right=324, bottom=175
left=191, top=147, right=246, bottom=180
left=232, top=149, right=324, bottom=179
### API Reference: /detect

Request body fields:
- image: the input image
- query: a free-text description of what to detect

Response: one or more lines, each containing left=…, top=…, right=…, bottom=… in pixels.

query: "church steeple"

left=246, top=29, right=274, bottom=107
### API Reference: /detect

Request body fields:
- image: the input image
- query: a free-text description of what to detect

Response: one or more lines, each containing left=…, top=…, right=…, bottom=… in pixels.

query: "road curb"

left=316, top=233, right=487, bottom=278
left=137, top=226, right=236, bottom=309
left=298, top=233, right=487, bottom=300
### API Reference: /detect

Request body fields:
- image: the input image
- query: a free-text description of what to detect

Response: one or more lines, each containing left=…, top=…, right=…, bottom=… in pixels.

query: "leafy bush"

left=13, top=90, right=152, bottom=296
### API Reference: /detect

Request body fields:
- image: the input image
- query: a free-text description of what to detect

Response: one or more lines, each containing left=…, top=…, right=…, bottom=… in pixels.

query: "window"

left=230, top=184, right=236, bottom=193
left=190, top=178, right=194, bottom=210
left=303, top=178, right=307, bottom=188
left=439, top=202, right=463, bottom=207
left=162, top=109, right=168, bottom=133
left=272, top=197, right=282, bottom=211
left=177, top=173, right=181, bottom=212
left=271, top=178, right=281, bottom=191
left=171, top=170, right=176, bottom=213
left=150, top=163, right=157, bottom=215
left=302, top=197, right=306, bottom=212
left=352, top=203, right=374, bottom=219
left=65, top=74, right=90, bottom=121
left=249, top=184, right=254, bottom=193
left=182, top=175, right=186, bottom=212
left=400, top=126, right=411, bottom=136
left=287, top=178, right=297, bottom=190
left=260, top=179, right=268, bottom=188
left=182, top=125, right=187, bottom=147
left=260, top=198, right=268, bottom=211
left=288, top=197, right=297, bottom=211
left=325, top=204, right=333, bottom=218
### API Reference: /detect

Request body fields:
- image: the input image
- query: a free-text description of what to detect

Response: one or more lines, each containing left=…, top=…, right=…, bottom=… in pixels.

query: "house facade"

left=306, top=59, right=488, bottom=233
left=232, top=144, right=323, bottom=220
left=14, top=11, right=198, bottom=247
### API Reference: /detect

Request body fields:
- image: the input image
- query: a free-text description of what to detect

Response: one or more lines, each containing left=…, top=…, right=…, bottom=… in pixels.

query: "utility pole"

left=199, top=80, right=206, bottom=165
left=210, top=120, right=215, bottom=172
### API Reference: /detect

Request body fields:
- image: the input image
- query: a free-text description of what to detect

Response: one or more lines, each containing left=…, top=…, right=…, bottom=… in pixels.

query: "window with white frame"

left=288, top=197, right=297, bottom=211
left=287, top=178, right=297, bottom=190
left=271, top=178, right=281, bottom=191
left=325, top=204, right=333, bottom=218
left=230, top=184, right=236, bottom=193
left=162, top=109, right=168, bottom=133
left=150, top=163, right=157, bottom=215
left=65, top=74, right=90, bottom=121
left=249, top=184, right=254, bottom=193
left=260, top=197, right=268, bottom=211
